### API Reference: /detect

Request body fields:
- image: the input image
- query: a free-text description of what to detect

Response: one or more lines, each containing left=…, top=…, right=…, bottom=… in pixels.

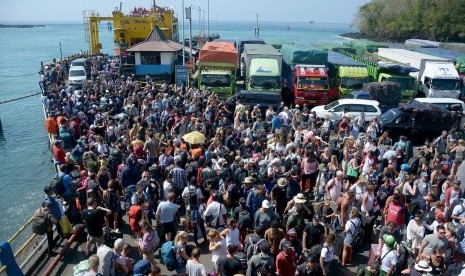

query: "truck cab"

left=378, top=73, right=416, bottom=101
left=337, top=66, right=369, bottom=97
left=247, top=58, right=281, bottom=92
left=292, top=65, right=330, bottom=105
left=416, top=62, right=462, bottom=98
left=199, top=69, right=236, bottom=98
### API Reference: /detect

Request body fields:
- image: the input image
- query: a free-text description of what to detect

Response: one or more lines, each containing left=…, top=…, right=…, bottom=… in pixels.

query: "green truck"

left=243, top=44, right=283, bottom=93
left=335, top=49, right=416, bottom=101
left=198, top=41, right=238, bottom=98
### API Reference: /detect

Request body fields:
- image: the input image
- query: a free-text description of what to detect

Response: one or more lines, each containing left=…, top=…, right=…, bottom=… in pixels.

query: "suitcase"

left=368, top=244, right=379, bottom=266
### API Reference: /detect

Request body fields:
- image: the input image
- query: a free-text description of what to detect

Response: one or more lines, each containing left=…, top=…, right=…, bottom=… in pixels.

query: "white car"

left=311, top=99, right=381, bottom=123
left=70, top=58, right=86, bottom=68
left=68, top=66, right=87, bottom=86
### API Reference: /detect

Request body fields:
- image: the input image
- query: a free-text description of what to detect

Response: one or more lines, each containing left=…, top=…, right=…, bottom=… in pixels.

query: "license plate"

left=307, top=100, right=316, bottom=103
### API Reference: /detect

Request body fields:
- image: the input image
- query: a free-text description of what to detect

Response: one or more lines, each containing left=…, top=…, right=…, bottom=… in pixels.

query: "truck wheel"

left=416, top=91, right=425, bottom=98
left=406, top=140, right=413, bottom=161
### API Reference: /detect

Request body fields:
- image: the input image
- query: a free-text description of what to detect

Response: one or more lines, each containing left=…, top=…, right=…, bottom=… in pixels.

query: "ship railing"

left=0, top=76, right=65, bottom=275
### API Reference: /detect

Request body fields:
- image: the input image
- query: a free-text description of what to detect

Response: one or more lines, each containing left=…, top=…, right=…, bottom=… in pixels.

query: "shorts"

left=160, top=221, right=175, bottom=235
left=107, top=204, right=121, bottom=213
left=87, top=234, right=103, bottom=246
left=344, top=235, right=354, bottom=247
left=142, top=250, right=155, bottom=260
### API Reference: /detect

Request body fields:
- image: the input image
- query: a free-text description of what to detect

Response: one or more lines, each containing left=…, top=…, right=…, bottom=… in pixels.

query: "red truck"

left=281, top=44, right=337, bottom=105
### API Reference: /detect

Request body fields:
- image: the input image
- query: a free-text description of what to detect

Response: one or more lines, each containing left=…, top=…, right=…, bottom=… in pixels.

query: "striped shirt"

left=201, top=167, right=217, bottom=185
left=171, top=166, right=187, bottom=190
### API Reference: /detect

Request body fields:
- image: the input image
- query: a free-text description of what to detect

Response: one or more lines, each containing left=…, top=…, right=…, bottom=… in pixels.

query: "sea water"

left=0, top=21, right=354, bottom=242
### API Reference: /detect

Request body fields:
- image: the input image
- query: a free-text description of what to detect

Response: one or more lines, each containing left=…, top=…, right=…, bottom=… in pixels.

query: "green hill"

left=352, top=0, right=465, bottom=42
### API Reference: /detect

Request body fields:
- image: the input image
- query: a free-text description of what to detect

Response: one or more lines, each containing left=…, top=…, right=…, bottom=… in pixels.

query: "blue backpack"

left=161, top=241, right=177, bottom=271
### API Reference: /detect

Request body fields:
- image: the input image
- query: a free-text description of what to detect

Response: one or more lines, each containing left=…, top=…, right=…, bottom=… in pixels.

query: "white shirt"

left=326, top=178, right=343, bottom=201
left=344, top=217, right=361, bottom=237
left=204, top=201, right=227, bottom=226
left=211, top=237, right=227, bottom=262
left=163, top=180, right=173, bottom=199
left=320, top=244, right=334, bottom=262
left=380, top=244, right=397, bottom=273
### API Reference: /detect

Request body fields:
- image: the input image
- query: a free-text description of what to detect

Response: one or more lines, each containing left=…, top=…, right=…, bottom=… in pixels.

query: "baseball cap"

left=282, top=240, right=293, bottom=250
left=421, top=172, right=428, bottom=178
left=313, top=215, right=320, bottom=220
left=262, top=200, right=270, bottom=209
left=383, top=234, right=395, bottom=246
left=114, top=238, right=124, bottom=249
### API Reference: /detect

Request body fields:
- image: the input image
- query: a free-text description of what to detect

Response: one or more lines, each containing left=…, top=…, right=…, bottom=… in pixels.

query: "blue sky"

left=1, top=0, right=371, bottom=24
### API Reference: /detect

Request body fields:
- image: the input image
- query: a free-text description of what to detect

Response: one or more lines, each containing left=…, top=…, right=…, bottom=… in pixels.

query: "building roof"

left=126, top=27, right=182, bottom=52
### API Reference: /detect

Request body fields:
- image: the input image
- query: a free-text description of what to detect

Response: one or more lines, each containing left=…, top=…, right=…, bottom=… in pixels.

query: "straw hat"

left=277, top=178, right=288, bottom=188
left=293, top=193, right=306, bottom=204
left=414, top=260, right=432, bottom=272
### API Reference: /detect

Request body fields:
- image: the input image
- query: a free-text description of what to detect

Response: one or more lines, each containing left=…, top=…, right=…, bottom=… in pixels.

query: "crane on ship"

left=83, top=1, right=178, bottom=55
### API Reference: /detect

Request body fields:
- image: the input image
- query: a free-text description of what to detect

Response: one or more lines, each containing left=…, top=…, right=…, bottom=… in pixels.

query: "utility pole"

left=182, top=0, right=185, bottom=65
left=207, top=0, right=209, bottom=38
left=60, top=42, right=63, bottom=61
left=187, top=7, right=193, bottom=67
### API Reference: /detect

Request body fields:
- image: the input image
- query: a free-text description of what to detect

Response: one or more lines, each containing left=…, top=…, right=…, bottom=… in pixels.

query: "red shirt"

left=53, top=145, right=66, bottom=164
left=338, top=120, right=348, bottom=130
left=276, top=250, right=295, bottom=276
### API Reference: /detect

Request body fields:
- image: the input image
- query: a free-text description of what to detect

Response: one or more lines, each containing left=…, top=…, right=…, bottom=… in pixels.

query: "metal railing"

left=0, top=78, right=63, bottom=275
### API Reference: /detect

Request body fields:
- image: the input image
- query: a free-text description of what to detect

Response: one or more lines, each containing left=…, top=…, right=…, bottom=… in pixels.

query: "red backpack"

left=386, top=202, right=403, bottom=226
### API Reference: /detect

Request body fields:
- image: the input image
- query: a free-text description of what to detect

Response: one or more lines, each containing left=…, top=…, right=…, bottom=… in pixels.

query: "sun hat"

left=293, top=193, right=306, bottom=204
left=277, top=178, right=288, bottom=188
left=383, top=234, right=396, bottom=246
left=262, top=200, right=270, bottom=209
left=243, top=177, right=254, bottom=184
left=414, top=260, right=432, bottom=272
left=356, top=174, right=367, bottom=184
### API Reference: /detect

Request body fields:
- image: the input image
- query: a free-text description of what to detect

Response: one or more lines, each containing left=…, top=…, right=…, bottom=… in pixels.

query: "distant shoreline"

left=0, top=24, right=46, bottom=28
left=339, top=32, right=403, bottom=43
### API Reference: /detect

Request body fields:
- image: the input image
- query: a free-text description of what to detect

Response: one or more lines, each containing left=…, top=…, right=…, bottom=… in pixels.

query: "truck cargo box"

left=281, top=44, right=328, bottom=66
left=198, top=42, right=238, bottom=68
left=363, top=81, right=401, bottom=108
left=328, top=51, right=365, bottom=67
left=343, top=39, right=388, bottom=56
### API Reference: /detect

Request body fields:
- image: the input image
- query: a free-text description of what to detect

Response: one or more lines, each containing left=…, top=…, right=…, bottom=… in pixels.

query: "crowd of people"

left=35, top=54, right=465, bottom=276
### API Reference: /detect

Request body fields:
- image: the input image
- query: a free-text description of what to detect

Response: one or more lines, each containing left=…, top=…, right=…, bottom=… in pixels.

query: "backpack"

left=385, top=202, right=403, bottom=226
left=51, top=175, right=66, bottom=196
left=349, top=220, right=365, bottom=247
left=105, top=189, right=117, bottom=209
left=184, top=186, right=198, bottom=208
left=32, top=208, right=48, bottom=235
left=238, top=208, right=253, bottom=229
left=161, top=241, right=177, bottom=271
left=124, top=185, right=137, bottom=212
left=307, top=244, right=327, bottom=261
left=246, top=237, right=265, bottom=260
left=445, top=262, right=465, bottom=276
left=446, top=199, right=465, bottom=222
left=408, top=156, right=420, bottom=174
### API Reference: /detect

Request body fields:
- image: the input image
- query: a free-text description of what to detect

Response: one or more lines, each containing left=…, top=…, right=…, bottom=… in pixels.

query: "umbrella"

left=183, top=131, right=206, bottom=144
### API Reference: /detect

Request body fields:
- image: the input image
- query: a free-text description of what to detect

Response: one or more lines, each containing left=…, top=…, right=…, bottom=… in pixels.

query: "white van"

left=411, top=97, right=465, bottom=124
left=68, top=66, right=87, bottom=86
left=70, top=58, right=86, bottom=68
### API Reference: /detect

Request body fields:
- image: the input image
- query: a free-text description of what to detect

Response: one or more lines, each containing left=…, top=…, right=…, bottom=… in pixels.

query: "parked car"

left=344, top=90, right=370, bottom=100
left=68, top=66, right=87, bottom=86
left=410, top=97, right=465, bottom=125
left=379, top=101, right=457, bottom=140
left=311, top=99, right=381, bottom=124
